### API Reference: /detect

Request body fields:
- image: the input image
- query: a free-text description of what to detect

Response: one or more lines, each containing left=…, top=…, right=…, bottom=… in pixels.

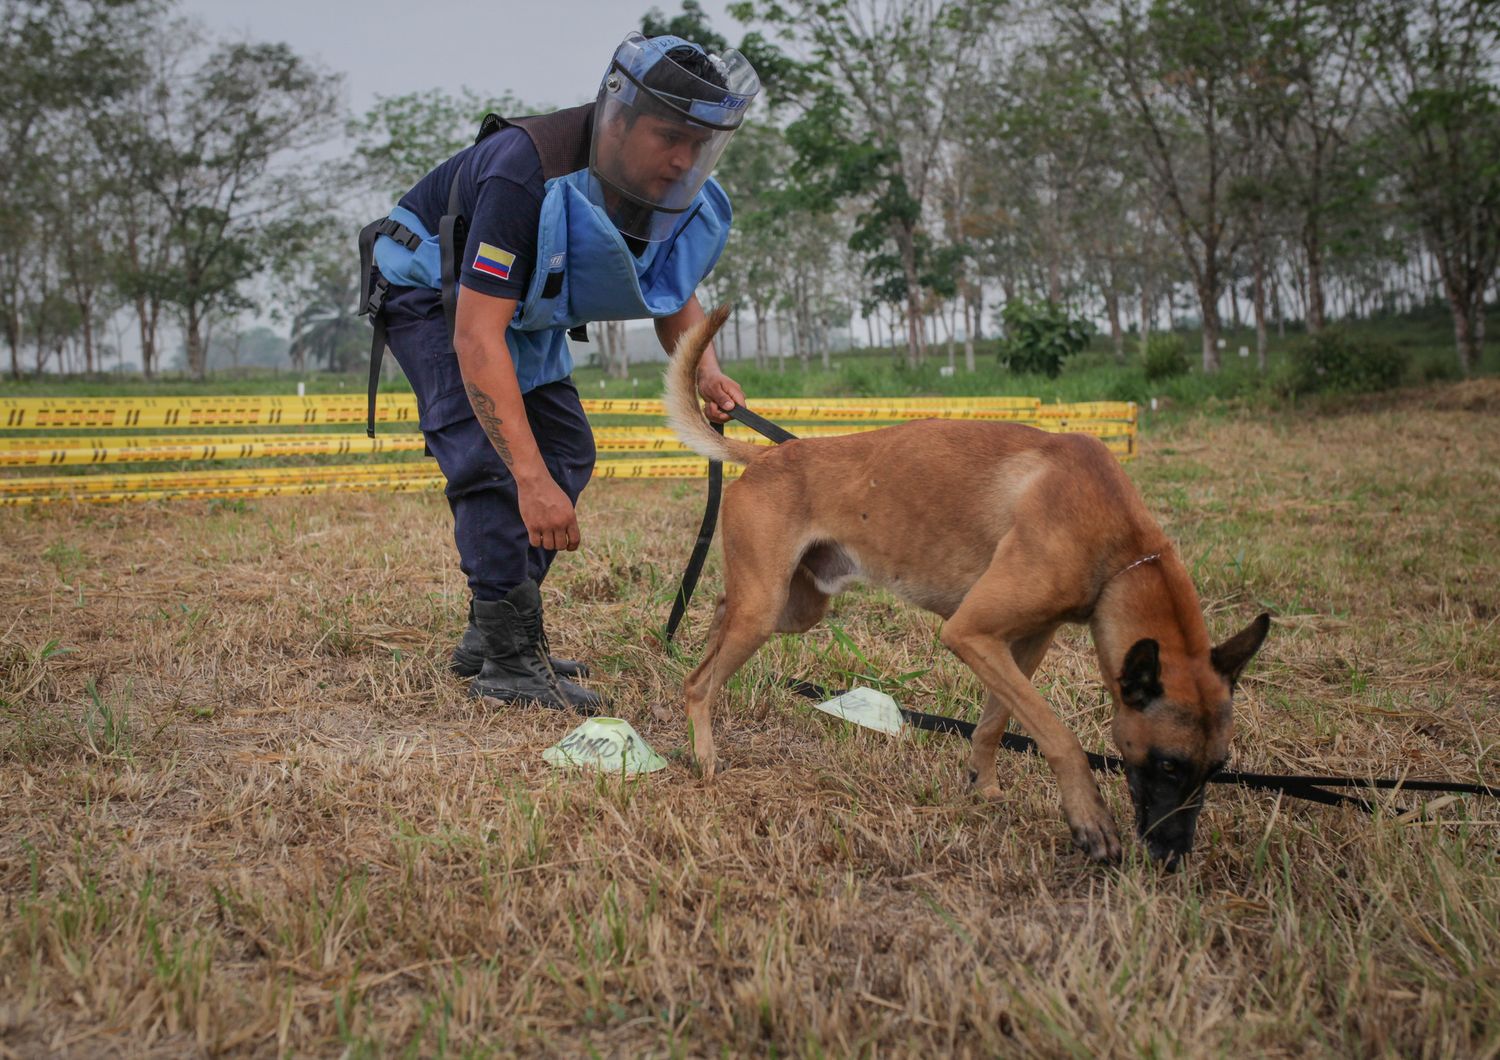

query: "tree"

left=0, top=0, right=155, bottom=378
left=736, top=0, right=1006, bottom=367
left=1061, top=0, right=1264, bottom=373
left=1366, top=0, right=1500, bottom=375
left=111, top=35, right=342, bottom=379
left=348, top=88, right=535, bottom=202
left=714, top=122, right=795, bottom=369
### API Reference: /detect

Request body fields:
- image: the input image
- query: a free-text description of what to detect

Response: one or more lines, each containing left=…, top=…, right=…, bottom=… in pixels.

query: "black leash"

left=663, top=408, right=798, bottom=645
left=664, top=405, right=1497, bottom=816
left=664, top=422, right=726, bottom=646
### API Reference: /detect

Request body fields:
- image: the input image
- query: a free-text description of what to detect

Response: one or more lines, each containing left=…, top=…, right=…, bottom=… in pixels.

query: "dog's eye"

left=1158, top=760, right=1177, bottom=776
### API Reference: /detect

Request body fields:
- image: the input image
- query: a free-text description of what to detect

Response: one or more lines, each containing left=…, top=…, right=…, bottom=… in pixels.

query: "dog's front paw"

left=1069, top=818, right=1122, bottom=864
left=968, top=769, right=1004, bottom=801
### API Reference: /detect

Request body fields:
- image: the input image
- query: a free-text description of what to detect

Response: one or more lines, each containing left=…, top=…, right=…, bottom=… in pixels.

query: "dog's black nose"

left=1146, top=841, right=1188, bottom=872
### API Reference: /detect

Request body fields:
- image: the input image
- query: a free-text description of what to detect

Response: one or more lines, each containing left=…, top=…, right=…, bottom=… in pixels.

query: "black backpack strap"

left=475, top=112, right=505, bottom=144
left=439, top=166, right=468, bottom=354
left=358, top=216, right=424, bottom=437
left=365, top=313, right=388, bottom=439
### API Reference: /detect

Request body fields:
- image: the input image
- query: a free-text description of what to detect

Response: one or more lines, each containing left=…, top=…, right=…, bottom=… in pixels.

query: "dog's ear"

left=1211, top=613, right=1272, bottom=687
left=1119, top=638, right=1162, bottom=710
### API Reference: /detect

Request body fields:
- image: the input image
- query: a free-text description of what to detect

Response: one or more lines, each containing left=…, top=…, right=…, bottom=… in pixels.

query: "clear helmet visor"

left=589, top=33, right=759, bottom=241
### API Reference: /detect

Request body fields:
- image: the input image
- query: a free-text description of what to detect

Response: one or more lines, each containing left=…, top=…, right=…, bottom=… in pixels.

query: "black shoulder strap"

left=434, top=106, right=594, bottom=368
left=495, top=103, right=594, bottom=179
left=439, top=169, right=468, bottom=354
left=359, top=217, right=423, bottom=438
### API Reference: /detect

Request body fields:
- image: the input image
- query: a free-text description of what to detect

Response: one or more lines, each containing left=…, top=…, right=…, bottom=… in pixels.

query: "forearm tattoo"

left=465, top=382, right=514, bottom=467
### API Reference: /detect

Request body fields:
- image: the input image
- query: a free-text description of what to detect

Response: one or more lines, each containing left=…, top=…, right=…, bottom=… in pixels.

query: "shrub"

left=1142, top=334, right=1190, bottom=381
left=997, top=299, right=1094, bottom=378
left=1289, top=327, right=1408, bottom=394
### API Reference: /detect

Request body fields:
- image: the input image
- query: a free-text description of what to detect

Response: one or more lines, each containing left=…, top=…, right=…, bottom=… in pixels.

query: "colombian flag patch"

left=472, top=242, right=516, bottom=280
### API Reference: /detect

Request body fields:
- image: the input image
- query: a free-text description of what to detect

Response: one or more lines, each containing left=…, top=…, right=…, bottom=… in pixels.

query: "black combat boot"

left=452, top=600, right=591, bottom=679
left=469, top=582, right=604, bottom=715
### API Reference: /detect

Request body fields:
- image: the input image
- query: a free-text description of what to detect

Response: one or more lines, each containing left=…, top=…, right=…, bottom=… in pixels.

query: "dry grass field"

left=2, top=382, right=1498, bottom=1057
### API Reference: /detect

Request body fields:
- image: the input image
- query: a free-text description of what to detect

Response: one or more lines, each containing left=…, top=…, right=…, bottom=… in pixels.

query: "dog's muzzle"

left=1126, top=764, right=1208, bottom=869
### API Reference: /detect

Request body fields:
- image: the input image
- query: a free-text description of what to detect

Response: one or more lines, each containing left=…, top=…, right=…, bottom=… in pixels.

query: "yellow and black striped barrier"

left=0, top=458, right=757, bottom=506
left=0, top=420, right=1133, bottom=467
left=1, top=393, right=1054, bottom=430
left=0, top=394, right=1135, bottom=504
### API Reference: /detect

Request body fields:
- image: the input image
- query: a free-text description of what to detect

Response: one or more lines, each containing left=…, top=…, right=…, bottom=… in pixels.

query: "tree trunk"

left=821, top=310, right=832, bottom=369
left=895, top=224, right=924, bottom=367
left=732, top=306, right=742, bottom=361
left=1444, top=285, right=1480, bottom=377
left=1253, top=244, right=1268, bottom=372
left=1195, top=263, right=1223, bottom=374
left=615, top=322, right=630, bottom=379
left=962, top=284, right=976, bottom=373
left=1304, top=224, right=1326, bottom=333
left=1105, top=283, right=1124, bottom=364
left=1138, top=280, right=1153, bottom=357
left=5, top=312, right=19, bottom=380
left=945, top=300, right=957, bottom=370
left=135, top=293, right=159, bottom=380
left=754, top=304, right=767, bottom=370
left=185, top=303, right=207, bottom=380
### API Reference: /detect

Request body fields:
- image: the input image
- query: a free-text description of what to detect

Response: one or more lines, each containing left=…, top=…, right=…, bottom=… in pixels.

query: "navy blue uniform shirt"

left=397, top=126, right=545, bottom=306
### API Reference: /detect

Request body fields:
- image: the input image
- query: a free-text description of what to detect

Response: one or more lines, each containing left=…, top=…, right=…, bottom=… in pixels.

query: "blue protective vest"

left=373, top=169, right=731, bottom=393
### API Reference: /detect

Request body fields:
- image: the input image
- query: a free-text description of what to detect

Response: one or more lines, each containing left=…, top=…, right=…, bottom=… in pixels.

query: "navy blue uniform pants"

left=381, top=287, right=596, bottom=602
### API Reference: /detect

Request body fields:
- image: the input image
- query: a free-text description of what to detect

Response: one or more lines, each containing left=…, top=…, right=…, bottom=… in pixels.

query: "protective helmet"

left=589, top=32, right=760, bottom=242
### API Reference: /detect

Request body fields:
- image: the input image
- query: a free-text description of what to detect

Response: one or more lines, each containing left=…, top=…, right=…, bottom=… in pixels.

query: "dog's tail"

left=664, top=304, right=764, bottom=466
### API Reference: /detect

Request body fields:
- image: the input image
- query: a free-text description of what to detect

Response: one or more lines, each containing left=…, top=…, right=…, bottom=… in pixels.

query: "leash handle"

left=727, top=403, right=799, bottom=443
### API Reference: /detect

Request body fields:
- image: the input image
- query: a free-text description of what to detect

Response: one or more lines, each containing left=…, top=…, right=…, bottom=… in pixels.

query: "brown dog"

left=665, top=307, right=1269, bottom=865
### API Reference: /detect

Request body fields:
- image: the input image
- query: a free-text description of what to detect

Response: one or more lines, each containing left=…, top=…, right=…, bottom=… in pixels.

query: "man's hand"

left=658, top=297, right=749, bottom=425
left=696, top=365, right=746, bottom=424
left=454, top=285, right=582, bottom=553
left=518, top=471, right=581, bottom=552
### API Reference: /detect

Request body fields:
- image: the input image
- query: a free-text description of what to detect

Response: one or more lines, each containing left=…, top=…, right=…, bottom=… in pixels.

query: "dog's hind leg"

left=683, top=594, right=784, bottom=778
left=683, top=495, right=800, bottom=779
left=969, top=626, right=1056, bottom=800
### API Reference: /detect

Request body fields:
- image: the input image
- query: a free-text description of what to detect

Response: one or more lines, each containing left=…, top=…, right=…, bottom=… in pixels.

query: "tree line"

left=2, top=0, right=1496, bottom=382
left=710, top=0, right=1498, bottom=376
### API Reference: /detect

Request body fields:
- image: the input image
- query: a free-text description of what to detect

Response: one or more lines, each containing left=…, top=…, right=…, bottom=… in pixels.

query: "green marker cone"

left=542, top=717, right=669, bottom=774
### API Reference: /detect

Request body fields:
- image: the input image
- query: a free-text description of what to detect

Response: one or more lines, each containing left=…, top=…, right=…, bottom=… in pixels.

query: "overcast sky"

left=153, top=1, right=754, bottom=364
left=181, top=0, right=747, bottom=118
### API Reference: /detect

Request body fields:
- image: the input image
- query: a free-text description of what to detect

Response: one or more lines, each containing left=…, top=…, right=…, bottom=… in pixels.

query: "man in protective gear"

left=360, top=32, right=759, bottom=713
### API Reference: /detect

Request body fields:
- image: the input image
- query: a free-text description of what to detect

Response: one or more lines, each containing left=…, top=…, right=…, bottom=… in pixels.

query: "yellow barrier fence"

left=1, top=393, right=1056, bottom=430
left=0, top=458, right=760, bottom=506
left=0, top=394, right=1135, bottom=504
left=0, top=420, right=1134, bottom=467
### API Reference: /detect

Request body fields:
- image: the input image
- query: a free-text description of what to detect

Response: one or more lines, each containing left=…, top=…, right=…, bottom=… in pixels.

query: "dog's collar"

left=1114, top=552, right=1162, bottom=580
